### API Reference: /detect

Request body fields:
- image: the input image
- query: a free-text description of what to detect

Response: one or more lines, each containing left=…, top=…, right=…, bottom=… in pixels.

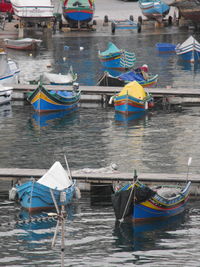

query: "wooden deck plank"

left=0, top=168, right=199, bottom=183
left=9, top=84, right=200, bottom=97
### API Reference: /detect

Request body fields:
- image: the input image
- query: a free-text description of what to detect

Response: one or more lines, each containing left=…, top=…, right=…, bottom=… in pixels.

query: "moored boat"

left=112, top=173, right=191, bottom=222
left=98, top=42, right=136, bottom=70
left=156, top=43, right=176, bottom=53
left=138, top=0, right=170, bottom=21
left=113, top=81, right=154, bottom=114
left=27, top=82, right=81, bottom=113
left=97, top=70, right=158, bottom=88
left=63, top=0, right=95, bottom=27
left=175, top=36, right=200, bottom=63
left=0, top=50, right=20, bottom=85
left=42, top=66, right=77, bottom=85
left=4, top=38, right=42, bottom=51
left=11, top=161, right=77, bottom=212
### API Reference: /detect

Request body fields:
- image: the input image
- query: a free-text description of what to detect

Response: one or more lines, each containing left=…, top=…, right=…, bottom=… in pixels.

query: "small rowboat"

left=4, top=38, right=42, bottom=51
left=12, top=161, right=76, bottom=212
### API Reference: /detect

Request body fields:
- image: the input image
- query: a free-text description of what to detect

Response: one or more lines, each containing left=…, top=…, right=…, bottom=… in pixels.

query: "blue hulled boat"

left=175, top=36, right=200, bottom=63
left=97, top=70, right=158, bottom=88
left=98, top=42, right=136, bottom=70
left=63, top=0, right=95, bottom=26
left=14, top=161, right=76, bottom=212
left=114, top=81, right=154, bottom=114
left=112, top=178, right=191, bottom=222
left=27, top=83, right=81, bottom=113
left=139, top=0, right=170, bottom=21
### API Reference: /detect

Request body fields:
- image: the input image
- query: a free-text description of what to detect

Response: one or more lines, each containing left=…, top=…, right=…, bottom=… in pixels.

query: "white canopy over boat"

left=11, top=0, right=54, bottom=18
left=37, top=161, right=73, bottom=190
left=42, top=66, right=77, bottom=85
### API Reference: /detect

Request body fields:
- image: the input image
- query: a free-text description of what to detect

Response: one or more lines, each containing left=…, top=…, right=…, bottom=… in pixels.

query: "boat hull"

left=16, top=181, right=75, bottom=212
left=176, top=50, right=200, bottom=62
left=112, top=181, right=191, bottom=222
left=63, top=8, right=94, bottom=22
left=27, top=85, right=81, bottom=113
left=4, top=40, right=41, bottom=51
left=114, top=94, right=147, bottom=114
left=139, top=0, right=170, bottom=20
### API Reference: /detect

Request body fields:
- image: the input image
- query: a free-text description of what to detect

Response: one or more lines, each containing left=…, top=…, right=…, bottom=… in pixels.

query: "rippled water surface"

left=1, top=5, right=200, bottom=266
left=0, top=192, right=200, bottom=267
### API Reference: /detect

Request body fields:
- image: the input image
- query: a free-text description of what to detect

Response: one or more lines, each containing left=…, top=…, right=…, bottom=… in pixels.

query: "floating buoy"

left=46, top=63, right=52, bottom=68
left=64, top=45, right=69, bottom=50
left=29, top=53, right=32, bottom=57
left=80, top=46, right=84, bottom=51
left=63, top=57, right=67, bottom=61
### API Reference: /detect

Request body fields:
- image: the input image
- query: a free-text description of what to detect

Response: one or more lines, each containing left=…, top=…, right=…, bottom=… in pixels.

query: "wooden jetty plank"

left=0, top=168, right=199, bottom=183
left=10, top=84, right=200, bottom=97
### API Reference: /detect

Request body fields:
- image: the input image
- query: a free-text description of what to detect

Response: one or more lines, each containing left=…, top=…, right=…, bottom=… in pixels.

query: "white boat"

left=42, top=66, right=77, bottom=85
left=10, top=0, right=54, bottom=18
left=4, top=38, right=42, bottom=51
left=0, top=50, right=20, bottom=85
left=0, top=85, right=12, bottom=105
left=175, top=36, right=200, bottom=63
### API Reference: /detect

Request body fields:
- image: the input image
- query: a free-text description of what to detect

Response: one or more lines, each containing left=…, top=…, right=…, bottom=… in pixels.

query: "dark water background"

left=0, top=19, right=200, bottom=266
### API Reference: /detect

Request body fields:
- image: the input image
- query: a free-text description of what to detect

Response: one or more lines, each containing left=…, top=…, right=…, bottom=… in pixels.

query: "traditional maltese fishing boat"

left=113, top=81, right=154, bottom=114
left=27, top=82, right=81, bottom=113
left=112, top=159, right=192, bottom=222
left=63, top=0, right=95, bottom=27
left=98, top=42, right=136, bottom=70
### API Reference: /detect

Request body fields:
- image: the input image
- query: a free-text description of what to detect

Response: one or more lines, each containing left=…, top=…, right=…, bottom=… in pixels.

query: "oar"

left=119, top=169, right=138, bottom=223
left=186, top=157, right=192, bottom=183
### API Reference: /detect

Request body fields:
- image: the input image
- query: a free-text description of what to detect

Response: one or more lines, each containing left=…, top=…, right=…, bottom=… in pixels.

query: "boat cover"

left=37, top=161, right=72, bottom=190
left=99, top=42, right=121, bottom=56
left=118, top=81, right=147, bottom=99
left=118, top=71, right=144, bottom=82
left=4, top=38, right=42, bottom=44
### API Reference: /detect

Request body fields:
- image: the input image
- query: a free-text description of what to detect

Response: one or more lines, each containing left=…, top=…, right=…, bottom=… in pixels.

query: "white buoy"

left=80, top=46, right=84, bottom=51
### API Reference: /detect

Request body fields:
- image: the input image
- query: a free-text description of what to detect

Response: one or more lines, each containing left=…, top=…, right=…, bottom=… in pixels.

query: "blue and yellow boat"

left=27, top=83, right=81, bottom=113
left=98, top=42, right=136, bottom=70
left=114, top=81, right=154, bottom=114
left=112, top=179, right=191, bottom=222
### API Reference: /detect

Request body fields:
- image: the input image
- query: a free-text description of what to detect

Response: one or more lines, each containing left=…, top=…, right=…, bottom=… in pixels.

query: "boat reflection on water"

left=15, top=204, right=75, bottom=245
left=114, top=111, right=151, bottom=127
left=31, top=108, right=79, bottom=128
left=113, top=211, right=188, bottom=252
left=177, top=60, right=200, bottom=72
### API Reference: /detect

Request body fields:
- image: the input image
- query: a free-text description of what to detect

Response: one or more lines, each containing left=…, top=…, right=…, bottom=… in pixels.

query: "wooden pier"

left=0, top=168, right=200, bottom=195
left=10, top=84, right=200, bottom=104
